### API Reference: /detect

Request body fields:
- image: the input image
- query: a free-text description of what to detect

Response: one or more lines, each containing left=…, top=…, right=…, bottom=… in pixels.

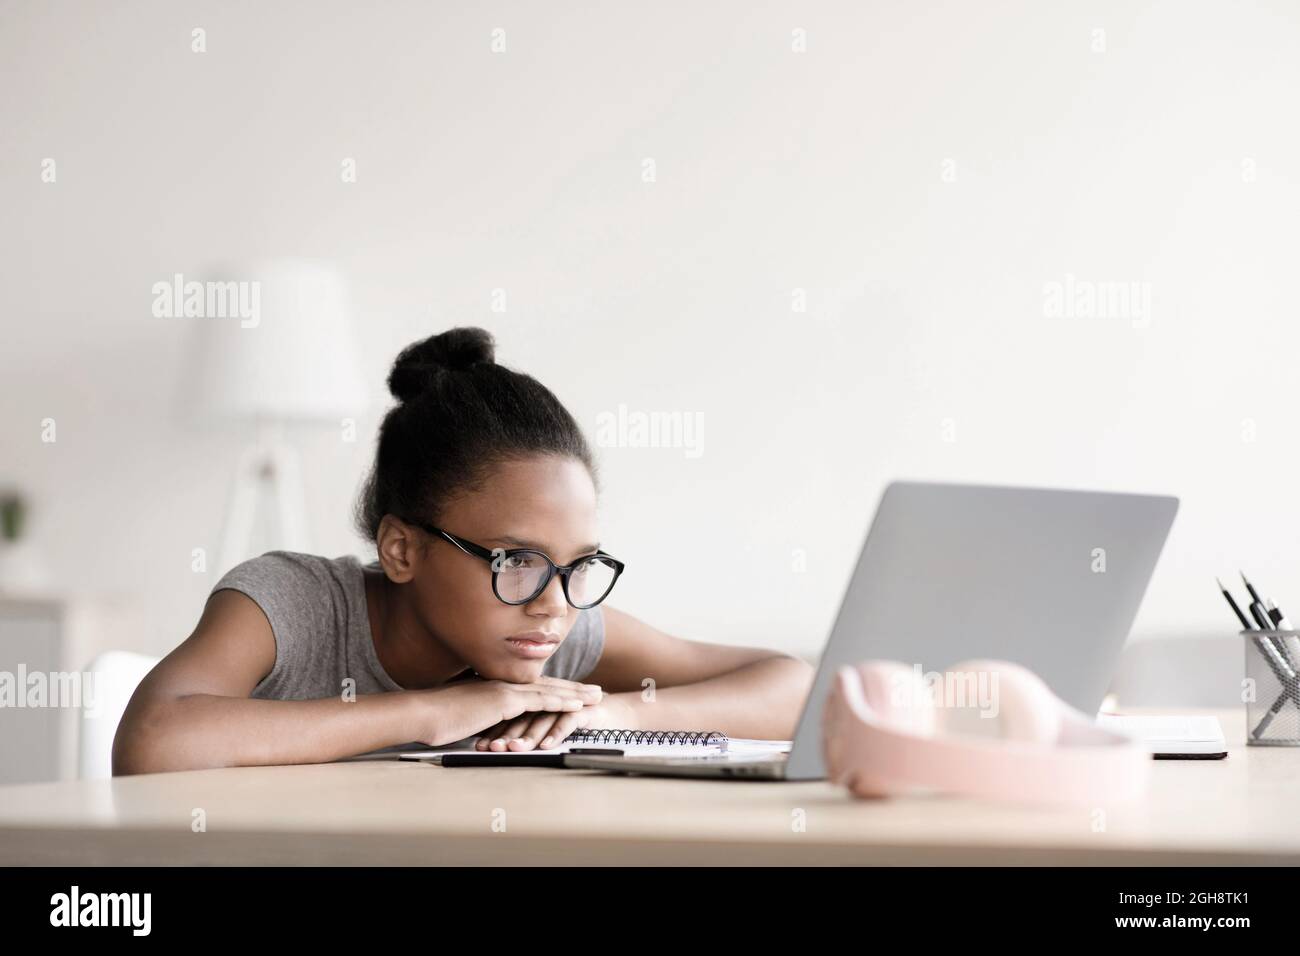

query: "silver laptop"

left=564, top=481, right=1178, bottom=781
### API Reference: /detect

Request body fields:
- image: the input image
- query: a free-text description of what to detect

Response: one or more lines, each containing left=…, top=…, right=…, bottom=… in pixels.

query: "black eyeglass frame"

left=412, top=522, right=626, bottom=610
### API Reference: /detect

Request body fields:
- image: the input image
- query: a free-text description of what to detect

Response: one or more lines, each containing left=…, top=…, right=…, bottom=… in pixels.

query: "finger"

left=538, top=710, right=584, bottom=749
left=519, top=690, right=588, bottom=715
left=489, top=714, right=537, bottom=751
left=503, top=684, right=593, bottom=708
left=481, top=688, right=587, bottom=748
left=475, top=720, right=508, bottom=750
left=496, top=691, right=584, bottom=732
left=530, top=682, right=602, bottom=704
left=508, top=713, right=563, bottom=751
left=480, top=713, right=533, bottom=752
left=528, top=677, right=604, bottom=702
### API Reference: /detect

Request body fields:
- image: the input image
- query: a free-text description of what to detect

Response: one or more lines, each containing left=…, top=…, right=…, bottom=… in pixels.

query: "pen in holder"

left=1243, top=629, right=1300, bottom=745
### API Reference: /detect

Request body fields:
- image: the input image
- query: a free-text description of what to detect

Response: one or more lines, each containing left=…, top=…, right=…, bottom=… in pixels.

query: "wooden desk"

left=0, top=709, right=1294, bottom=865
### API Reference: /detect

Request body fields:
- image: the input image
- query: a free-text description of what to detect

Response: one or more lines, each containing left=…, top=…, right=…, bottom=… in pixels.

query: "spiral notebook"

left=397, top=728, right=731, bottom=763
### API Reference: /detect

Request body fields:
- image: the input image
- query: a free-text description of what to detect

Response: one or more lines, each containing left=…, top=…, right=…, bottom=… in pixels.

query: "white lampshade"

left=184, top=259, right=367, bottom=424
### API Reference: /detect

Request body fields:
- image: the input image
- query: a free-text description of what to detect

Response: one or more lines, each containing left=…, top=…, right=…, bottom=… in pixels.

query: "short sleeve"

left=210, top=551, right=331, bottom=697
left=543, top=606, right=606, bottom=682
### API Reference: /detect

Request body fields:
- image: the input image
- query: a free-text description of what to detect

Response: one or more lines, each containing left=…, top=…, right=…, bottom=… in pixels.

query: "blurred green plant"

left=0, top=493, right=25, bottom=542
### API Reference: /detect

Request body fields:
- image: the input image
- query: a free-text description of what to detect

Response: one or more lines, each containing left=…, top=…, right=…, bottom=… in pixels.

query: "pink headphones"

left=822, top=659, right=1149, bottom=806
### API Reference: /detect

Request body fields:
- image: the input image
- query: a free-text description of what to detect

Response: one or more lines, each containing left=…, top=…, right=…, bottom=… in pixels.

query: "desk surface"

left=0, top=709, right=1294, bottom=865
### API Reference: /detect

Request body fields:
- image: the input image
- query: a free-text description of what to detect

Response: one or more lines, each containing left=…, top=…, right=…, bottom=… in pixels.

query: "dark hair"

left=355, top=326, right=597, bottom=539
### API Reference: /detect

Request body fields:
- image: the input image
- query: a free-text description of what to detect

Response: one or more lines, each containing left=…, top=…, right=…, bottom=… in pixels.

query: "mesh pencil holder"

left=1243, top=630, right=1300, bottom=746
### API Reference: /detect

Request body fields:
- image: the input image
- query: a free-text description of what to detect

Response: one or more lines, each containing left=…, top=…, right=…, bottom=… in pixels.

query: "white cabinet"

left=0, top=599, right=63, bottom=784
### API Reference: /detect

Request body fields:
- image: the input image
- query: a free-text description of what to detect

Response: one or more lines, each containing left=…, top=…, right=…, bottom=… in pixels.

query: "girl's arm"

left=114, top=590, right=600, bottom=774
left=113, top=590, right=433, bottom=774
left=584, top=606, right=816, bottom=739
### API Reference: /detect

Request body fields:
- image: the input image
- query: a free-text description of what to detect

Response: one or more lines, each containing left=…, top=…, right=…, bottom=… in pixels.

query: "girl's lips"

left=503, top=635, right=560, bottom=659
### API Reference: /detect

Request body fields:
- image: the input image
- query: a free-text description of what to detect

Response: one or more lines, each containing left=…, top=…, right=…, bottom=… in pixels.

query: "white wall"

left=3, top=0, right=1299, bottom=672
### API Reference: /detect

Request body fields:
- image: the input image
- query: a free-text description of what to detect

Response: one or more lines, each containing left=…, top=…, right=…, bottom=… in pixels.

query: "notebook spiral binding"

left=562, top=728, right=728, bottom=745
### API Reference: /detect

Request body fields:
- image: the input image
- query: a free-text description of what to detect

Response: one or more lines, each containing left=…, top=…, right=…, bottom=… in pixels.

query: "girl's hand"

left=475, top=693, right=637, bottom=751
left=414, top=676, right=603, bottom=747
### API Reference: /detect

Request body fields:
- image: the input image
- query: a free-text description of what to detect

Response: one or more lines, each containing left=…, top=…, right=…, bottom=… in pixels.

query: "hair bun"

left=388, top=327, right=496, bottom=402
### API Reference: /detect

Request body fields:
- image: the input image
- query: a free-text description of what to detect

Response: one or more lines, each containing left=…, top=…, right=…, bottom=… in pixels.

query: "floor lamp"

left=186, top=260, right=366, bottom=575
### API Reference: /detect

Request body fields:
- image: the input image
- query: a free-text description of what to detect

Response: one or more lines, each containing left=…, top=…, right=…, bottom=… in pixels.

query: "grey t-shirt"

left=210, top=550, right=606, bottom=729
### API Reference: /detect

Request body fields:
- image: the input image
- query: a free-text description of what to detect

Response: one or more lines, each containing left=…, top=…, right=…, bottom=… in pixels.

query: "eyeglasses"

left=412, top=522, right=625, bottom=610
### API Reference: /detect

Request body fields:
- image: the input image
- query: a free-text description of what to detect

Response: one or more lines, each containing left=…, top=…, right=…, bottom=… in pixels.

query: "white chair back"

left=78, top=650, right=161, bottom=779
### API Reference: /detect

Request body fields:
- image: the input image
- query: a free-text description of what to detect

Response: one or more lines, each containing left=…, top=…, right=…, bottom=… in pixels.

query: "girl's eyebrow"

left=493, top=535, right=601, bottom=554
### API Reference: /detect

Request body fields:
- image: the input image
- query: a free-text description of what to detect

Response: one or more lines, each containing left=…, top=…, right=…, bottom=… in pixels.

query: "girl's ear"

left=374, top=515, right=422, bottom=583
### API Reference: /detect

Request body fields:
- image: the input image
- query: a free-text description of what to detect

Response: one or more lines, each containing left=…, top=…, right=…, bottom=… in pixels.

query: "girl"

left=114, top=327, right=814, bottom=774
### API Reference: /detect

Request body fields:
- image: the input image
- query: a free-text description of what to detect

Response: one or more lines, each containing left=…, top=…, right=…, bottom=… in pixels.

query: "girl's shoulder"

left=211, top=550, right=365, bottom=623
left=214, top=550, right=360, bottom=589
left=211, top=552, right=371, bottom=699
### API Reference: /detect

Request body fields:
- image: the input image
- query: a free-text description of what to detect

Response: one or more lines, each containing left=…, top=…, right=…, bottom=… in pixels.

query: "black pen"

left=1243, top=570, right=1300, bottom=669
left=1267, top=599, right=1293, bottom=630
left=1241, top=571, right=1267, bottom=614
left=1250, top=600, right=1274, bottom=631
left=1217, top=577, right=1251, bottom=629
left=438, top=748, right=624, bottom=768
left=440, top=753, right=567, bottom=767
left=1264, top=597, right=1300, bottom=666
